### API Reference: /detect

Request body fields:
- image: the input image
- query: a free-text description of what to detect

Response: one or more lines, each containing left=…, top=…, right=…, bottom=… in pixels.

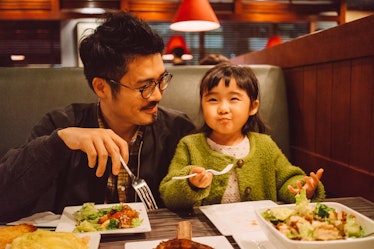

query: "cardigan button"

left=244, top=187, right=251, bottom=195
left=236, top=159, right=244, bottom=168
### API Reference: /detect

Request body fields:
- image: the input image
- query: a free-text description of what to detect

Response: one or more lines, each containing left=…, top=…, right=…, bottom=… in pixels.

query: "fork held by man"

left=119, top=156, right=158, bottom=211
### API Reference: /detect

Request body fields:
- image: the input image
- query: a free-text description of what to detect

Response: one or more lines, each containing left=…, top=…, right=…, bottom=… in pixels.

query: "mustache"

left=141, top=101, right=159, bottom=111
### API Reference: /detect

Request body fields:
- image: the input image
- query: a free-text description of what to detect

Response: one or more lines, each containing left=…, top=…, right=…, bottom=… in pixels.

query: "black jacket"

left=0, top=103, right=195, bottom=222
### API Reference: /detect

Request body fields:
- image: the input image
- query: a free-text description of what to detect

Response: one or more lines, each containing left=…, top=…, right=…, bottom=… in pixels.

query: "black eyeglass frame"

left=103, top=72, right=173, bottom=99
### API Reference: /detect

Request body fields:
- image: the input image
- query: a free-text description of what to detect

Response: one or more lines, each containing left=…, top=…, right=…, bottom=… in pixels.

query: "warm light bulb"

left=170, top=21, right=220, bottom=32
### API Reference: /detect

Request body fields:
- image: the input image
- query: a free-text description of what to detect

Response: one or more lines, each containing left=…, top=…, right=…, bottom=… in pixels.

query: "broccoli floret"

left=315, top=203, right=335, bottom=218
left=107, top=219, right=120, bottom=230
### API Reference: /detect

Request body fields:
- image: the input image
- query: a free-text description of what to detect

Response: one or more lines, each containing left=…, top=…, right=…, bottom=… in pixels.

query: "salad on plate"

left=261, top=190, right=364, bottom=241
left=73, top=202, right=143, bottom=232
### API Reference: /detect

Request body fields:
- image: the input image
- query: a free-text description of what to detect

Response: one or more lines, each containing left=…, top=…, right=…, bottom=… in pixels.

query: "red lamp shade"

left=163, top=35, right=193, bottom=61
left=170, top=0, right=220, bottom=32
left=265, top=35, right=282, bottom=48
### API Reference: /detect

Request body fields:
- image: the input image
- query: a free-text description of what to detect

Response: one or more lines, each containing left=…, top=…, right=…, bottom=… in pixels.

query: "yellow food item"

left=11, top=230, right=88, bottom=249
left=0, top=224, right=37, bottom=249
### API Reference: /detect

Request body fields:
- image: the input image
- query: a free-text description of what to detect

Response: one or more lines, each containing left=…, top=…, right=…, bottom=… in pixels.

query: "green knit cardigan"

left=159, top=132, right=325, bottom=210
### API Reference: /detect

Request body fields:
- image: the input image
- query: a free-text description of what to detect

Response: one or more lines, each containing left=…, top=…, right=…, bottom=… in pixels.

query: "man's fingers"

left=59, top=127, right=129, bottom=177
left=83, top=142, right=98, bottom=168
left=93, top=139, right=109, bottom=177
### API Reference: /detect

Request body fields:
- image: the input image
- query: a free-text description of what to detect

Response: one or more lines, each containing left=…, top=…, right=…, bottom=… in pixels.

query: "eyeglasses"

left=107, top=72, right=172, bottom=99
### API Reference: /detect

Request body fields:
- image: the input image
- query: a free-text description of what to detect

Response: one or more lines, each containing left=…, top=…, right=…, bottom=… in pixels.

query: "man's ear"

left=249, top=99, right=260, bottom=116
left=92, top=77, right=110, bottom=99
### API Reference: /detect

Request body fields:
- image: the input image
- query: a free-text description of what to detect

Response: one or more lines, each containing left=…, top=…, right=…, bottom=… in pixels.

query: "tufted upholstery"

left=0, top=65, right=290, bottom=158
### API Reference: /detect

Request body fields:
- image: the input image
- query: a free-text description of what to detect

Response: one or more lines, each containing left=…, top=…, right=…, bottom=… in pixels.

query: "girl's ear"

left=92, top=77, right=111, bottom=99
left=249, top=99, right=260, bottom=116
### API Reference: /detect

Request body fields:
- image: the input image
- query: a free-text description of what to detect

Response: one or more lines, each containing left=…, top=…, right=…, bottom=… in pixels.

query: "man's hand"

left=58, top=127, right=128, bottom=177
left=288, top=168, right=324, bottom=199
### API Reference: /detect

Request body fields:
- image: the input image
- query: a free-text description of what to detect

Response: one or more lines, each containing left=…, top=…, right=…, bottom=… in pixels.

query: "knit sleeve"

left=159, top=135, right=211, bottom=210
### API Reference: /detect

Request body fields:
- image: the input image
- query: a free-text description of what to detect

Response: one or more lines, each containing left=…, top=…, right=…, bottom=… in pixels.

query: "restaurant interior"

left=0, top=1, right=373, bottom=248
left=0, top=0, right=372, bottom=67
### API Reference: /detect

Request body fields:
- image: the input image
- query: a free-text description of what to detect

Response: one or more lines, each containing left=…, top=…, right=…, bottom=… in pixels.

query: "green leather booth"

left=0, top=65, right=290, bottom=159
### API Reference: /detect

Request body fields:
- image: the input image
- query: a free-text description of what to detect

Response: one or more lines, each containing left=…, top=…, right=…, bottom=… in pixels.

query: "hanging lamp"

left=170, top=0, right=220, bottom=32
left=163, top=35, right=193, bottom=61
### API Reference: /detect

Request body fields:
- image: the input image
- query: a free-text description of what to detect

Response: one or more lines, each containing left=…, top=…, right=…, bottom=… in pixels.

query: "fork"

left=172, top=163, right=234, bottom=180
left=119, top=156, right=158, bottom=211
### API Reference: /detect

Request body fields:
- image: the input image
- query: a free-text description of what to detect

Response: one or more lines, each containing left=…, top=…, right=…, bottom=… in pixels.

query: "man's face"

left=100, top=53, right=167, bottom=128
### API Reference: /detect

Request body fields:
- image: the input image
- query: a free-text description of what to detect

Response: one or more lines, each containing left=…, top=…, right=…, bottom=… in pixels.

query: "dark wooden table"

left=99, top=197, right=374, bottom=249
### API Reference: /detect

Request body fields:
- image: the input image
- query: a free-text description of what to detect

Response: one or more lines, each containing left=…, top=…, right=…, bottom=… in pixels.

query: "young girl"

left=159, top=62, right=325, bottom=210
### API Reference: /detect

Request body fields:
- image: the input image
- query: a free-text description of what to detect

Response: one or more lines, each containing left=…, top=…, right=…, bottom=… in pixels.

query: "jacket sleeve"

left=159, top=137, right=210, bottom=210
left=0, top=109, right=74, bottom=222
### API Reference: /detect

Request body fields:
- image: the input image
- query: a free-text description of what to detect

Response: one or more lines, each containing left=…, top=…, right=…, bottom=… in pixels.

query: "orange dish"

left=10, top=230, right=89, bottom=249
left=0, top=224, right=37, bottom=249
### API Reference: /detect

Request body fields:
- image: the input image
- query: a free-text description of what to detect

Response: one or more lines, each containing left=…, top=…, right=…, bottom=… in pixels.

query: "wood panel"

left=315, top=63, right=333, bottom=157
left=0, top=0, right=346, bottom=23
left=60, top=0, right=120, bottom=9
left=238, top=0, right=345, bottom=23
left=285, top=68, right=304, bottom=148
left=331, top=61, right=351, bottom=163
left=0, top=21, right=60, bottom=66
left=0, top=0, right=52, bottom=10
left=0, top=0, right=59, bottom=19
left=231, top=15, right=374, bottom=201
left=303, top=65, right=317, bottom=152
left=350, top=58, right=374, bottom=173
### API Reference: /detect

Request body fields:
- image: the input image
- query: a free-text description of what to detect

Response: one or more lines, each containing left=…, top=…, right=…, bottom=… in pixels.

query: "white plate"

left=233, top=231, right=284, bottom=249
left=199, top=200, right=277, bottom=236
left=124, top=236, right=233, bottom=249
left=255, top=202, right=374, bottom=249
left=78, top=233, right=101, bottom=249
left=55, top=202, right=151, bottom=235
left=7, top=211, right=61, bottom=228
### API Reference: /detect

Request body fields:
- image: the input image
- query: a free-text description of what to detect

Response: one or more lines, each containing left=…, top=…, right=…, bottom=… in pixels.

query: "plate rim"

left=77, top=233, right=101, bottom=249
left=199, top=200, right=277, bottom=236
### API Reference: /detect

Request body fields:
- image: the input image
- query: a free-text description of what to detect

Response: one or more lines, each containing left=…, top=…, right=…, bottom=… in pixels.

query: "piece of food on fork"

left=155, top=221, right=213, bottom=249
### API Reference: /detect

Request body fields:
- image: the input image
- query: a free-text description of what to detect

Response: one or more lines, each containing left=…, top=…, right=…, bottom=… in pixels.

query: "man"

left=0, top=11, right=195, bottom=222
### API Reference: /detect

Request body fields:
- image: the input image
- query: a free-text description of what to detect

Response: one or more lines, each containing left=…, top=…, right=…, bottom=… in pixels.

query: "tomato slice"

left=111, top=211, right=122, bottom=220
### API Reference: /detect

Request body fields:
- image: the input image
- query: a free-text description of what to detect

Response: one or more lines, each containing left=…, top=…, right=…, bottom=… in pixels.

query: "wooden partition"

left=232, top=15, right=374, bottom=201
left=0, top=0, right=345, bottom=23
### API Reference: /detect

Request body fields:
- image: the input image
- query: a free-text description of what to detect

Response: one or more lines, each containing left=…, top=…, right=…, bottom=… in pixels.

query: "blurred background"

left=0, top=0, right=373, bottom=67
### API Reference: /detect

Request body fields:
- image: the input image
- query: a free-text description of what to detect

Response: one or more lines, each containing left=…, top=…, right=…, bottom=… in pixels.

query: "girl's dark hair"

left=79, top=11, right=164, bottom=93
left=199, top=62, right=266, bottom=136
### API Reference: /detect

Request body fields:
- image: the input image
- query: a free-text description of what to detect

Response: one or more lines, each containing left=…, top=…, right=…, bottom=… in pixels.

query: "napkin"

left=7, top=211, right=61, bottom=227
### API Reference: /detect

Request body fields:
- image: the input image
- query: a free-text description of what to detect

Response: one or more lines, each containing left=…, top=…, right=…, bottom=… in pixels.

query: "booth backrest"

left=0, top=65, right=290, bottom=158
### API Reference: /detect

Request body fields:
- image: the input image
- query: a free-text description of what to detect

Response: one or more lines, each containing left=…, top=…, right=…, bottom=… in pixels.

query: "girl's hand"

left=288, top=168, right=324, bottom=199
left=188, top=167, right=213, bottom=188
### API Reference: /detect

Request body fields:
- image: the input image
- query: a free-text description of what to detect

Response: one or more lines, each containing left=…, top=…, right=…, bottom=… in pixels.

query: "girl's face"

left=201, top=77, right=259, bottom=145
